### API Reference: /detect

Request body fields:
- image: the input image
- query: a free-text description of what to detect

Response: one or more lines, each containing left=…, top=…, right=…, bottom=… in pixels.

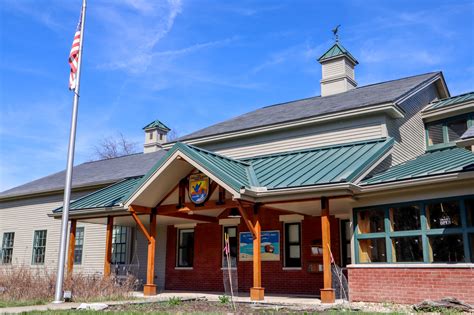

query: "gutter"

left=240, top=182, right=359, bottom=201
left=359, top=171, right=474, bottom=193
left=0, top=180, right=115, bottom=202
left=49, top=206, right=127, bottom=219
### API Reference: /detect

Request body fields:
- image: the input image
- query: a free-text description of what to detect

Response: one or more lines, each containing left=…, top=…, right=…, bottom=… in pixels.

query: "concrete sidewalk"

left=0, top=291, right=344, bottom=314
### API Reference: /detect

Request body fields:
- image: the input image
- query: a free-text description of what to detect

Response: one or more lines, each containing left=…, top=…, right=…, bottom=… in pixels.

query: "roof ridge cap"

left=178, top=142, right=252, bottom=166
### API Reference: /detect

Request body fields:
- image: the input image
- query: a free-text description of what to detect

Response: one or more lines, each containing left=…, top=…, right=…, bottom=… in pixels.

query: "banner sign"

left=239, top=230, right=280, bottom=261
left=188, top=173, right=209, bottom=204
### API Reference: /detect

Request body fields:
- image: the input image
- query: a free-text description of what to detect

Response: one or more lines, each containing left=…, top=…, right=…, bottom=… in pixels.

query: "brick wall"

left=348, top=267, right=474, bottom=304
left=165, top=208, right=340, bottom=295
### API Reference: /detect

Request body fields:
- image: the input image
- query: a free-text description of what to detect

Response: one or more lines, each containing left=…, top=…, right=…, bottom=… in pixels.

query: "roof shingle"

left=0, top=150, right=167, bottom=199
left=178, top=72, right=440, bottom=141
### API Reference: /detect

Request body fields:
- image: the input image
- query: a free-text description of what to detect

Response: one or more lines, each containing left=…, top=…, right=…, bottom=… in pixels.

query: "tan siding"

left=0, top=192, right=105, bottom=274
left=322, top=59, right=344, bottom=78
left=201, top=116, right=385, bottom=159
left=387, top=83, right=439, bottom=166
left=345, top=61, right=355, bottom=80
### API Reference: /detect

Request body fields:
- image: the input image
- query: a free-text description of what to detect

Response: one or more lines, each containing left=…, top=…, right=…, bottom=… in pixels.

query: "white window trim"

left=279, top=214, right=304, bottom=223
left=176, top=228, right=195, bottom=268
left=219, top=218, right=240, bottom=226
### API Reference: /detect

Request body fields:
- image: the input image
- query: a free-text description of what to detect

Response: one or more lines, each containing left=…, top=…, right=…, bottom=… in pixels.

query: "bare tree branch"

left=92, top=133, right=139, bottom=160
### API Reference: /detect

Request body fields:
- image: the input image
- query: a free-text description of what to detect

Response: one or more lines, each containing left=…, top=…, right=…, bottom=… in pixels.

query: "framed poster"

left=239, top=230, right=280, bottom=261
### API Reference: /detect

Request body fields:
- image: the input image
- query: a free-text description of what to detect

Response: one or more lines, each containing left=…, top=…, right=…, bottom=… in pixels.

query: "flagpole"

left=53, top=0, right=87, bottom=303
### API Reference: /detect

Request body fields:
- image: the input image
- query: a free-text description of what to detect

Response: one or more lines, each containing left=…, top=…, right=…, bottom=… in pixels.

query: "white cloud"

left=96, top=0, right=183, bottom=73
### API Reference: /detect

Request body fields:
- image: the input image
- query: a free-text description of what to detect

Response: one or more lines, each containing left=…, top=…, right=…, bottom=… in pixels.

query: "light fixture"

left=228, top=208, right=241, bottom=218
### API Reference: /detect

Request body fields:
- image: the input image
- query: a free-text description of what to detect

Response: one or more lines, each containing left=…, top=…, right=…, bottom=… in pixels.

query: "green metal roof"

left=423, top=91, right=474, bottom=112
left=56, top=139, right=394, bottom=212
left=54, top=176, right=143, bottom=213
left=143, top=119, right=171, bottom=131
left=125, top=142, right=256, bottom=202
left=317, top=42, right=358, bottom=65
left=245, top=138, right=393, bottom=189
left=362, top=147, right=474, bottom=185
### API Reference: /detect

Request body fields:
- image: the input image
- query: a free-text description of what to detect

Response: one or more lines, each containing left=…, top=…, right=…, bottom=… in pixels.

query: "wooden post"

left=104, top=216, right=113, bottom=277
left=250, top=206, right=264, bottom=301
left=66, top=219, right=77, bottom=277
left=144, top=209, right=157, bottom=295
left=320, top=197, right=335, bottom=303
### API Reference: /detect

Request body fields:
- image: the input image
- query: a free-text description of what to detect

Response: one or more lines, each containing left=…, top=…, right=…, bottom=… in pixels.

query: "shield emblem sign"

left=188, top=173, right=209, bottom=204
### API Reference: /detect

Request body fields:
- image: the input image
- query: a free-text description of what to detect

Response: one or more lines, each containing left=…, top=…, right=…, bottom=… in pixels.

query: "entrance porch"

left=59, top=142, right=372, bottom=302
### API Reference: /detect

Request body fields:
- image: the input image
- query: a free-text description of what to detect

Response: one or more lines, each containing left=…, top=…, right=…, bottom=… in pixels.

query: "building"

left=1, top=40, right=473, bottom=304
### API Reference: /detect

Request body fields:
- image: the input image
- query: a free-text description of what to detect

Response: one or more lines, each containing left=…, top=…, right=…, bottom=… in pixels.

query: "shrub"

left=167, top=296, right=182, bottom=306
left=218, top=295, right=230, bottom=304
left=0, top=265, right=138, bottom=306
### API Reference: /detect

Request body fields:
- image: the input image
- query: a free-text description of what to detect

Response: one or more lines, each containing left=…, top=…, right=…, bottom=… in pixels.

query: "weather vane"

left=332, top=24, right=341, bottom=42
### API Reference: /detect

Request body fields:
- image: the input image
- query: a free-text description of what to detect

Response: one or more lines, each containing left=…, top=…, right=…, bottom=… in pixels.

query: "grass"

left=0, top=265, right=138, bottom=308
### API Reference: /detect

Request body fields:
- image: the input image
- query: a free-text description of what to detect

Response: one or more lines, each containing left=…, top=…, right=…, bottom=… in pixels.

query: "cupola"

left=318, top=39, right=358, bottom=97
left=143, top=119, right=171, bottom=153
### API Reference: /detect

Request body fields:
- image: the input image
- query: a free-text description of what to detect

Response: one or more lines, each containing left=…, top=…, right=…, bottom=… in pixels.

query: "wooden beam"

left=250, top=211, right=264, bottom=301
left=260, top=204, right=306, bottom=215
left=159, top=212, right=218, bottom=223
left=158, top=199, right=238, bottom=214
left=130, top=206, right=152, bottom=242
left=129, top=205, right=151, bottom=214
left=67, top=219, right=77, bottom=277
left=104, top=216, right=114, bottom=277
left=237, top=201, right=256, bottom=239
left=320, top=196, right=335, bottom=303
left=144, top=209, right=157, bottom=295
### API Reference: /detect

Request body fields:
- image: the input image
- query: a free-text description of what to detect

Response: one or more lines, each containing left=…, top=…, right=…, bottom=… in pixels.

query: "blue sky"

left=0, top=0, right=473, bottom=191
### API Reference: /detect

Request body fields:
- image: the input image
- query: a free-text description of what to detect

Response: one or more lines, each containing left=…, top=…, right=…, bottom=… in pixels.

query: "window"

left=429, top=234, right=464, bottom=262
left=74, top=227, right=84, bottom=265
left=358, top=238, right=386, bottom=262
left=177, top=229, right=194, bottom=267
left=447, top=119, right=468, bottom=142
left=354, top=196, right=474, bottom=264
left=159, top=133, right=163, bottom=140
left=1, top=232, right=14, bottom=264
left=340, top=220, right=352, bottom=267
left=222, top=226, right=238, bottom=267
left=284, top=223, right=301, bottom=267
left=426, top=200, right=461, bottom=229
left=470, top=234, right=474, bottom=262
left=357, top=209, right=384, bottom=233
left=426, top=114, right=472, bottom=149
left=392, top=236, right=423, bottom=262
left=466, top=198, right=474, bottom=227
left=112, top=226, right=128, bottom=265
left=390, top=205, right=420, bottom=231
left=427, top=123, right=444, bottom=145
left=149, top=132, right=153, bottom=140
left=32, top=230, right=47, bottom=264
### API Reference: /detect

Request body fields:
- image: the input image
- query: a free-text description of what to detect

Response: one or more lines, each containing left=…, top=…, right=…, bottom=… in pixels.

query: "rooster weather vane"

left=332, top=24, right=341, bottom=42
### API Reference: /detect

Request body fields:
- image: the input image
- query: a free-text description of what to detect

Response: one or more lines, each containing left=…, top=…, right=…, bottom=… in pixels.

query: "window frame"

left=284, top=222, right=302, bottom=268
left=1, top=232, right=15, bottom=264
left=74, top=227, right=85, bottom=265
left=111, top=226, right=128, bottom=265
left=353, top=195, right=474, bottom=264
left=32, top=230, right=47, bottom=265
left=222, top=226, right=238, bottom=268
left=176, top=228, right=194, bottom=268
left=425, top=113, right=473, bottom=151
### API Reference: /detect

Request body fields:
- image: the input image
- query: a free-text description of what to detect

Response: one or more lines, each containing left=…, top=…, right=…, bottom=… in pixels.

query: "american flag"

left=68, top=11, right=82, bottom=90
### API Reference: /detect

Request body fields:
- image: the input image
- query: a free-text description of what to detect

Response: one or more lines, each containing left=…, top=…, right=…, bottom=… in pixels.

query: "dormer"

left=143, top=119, right=171, bottom=153
left=318, top=41, right=358, bottom=97
left=422, top=92, right=474, bottom=151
